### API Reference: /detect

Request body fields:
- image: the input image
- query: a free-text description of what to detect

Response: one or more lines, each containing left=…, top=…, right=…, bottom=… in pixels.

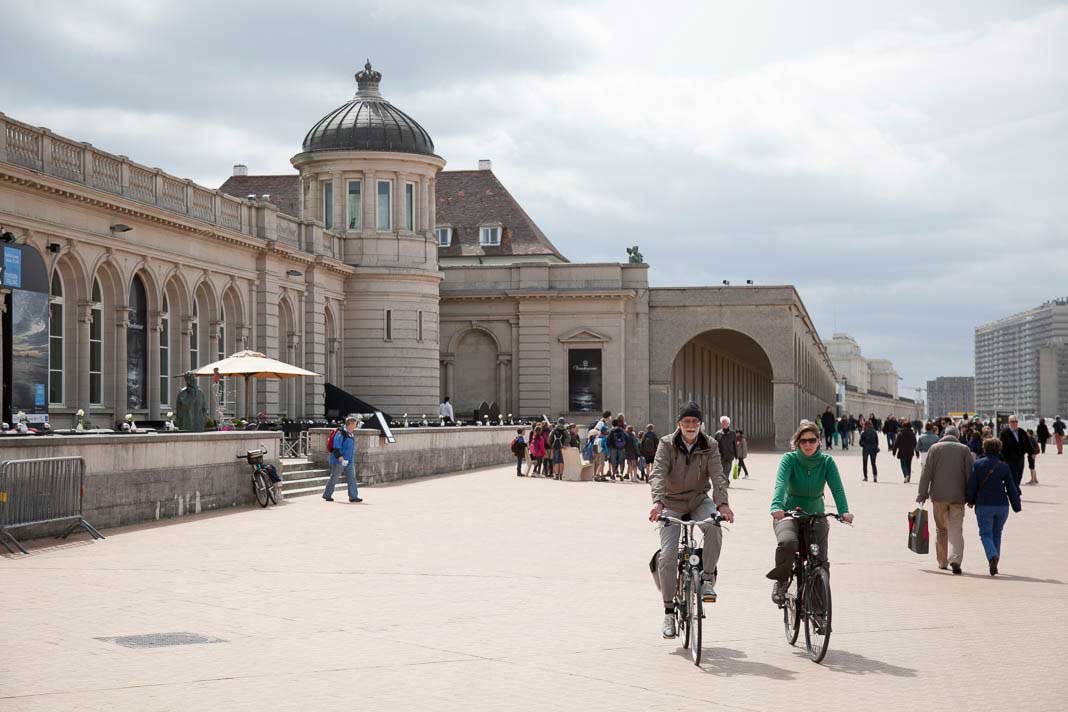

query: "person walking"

left=639, top=424, right=659, bottom=482
left=967, top=438, right=1022, bottom=576
left=588, top=423, right=608, bottom=481
left=1026, top=429, right=1040, bottom=485
left=624, top=425, right=641, bottom=481
left=510, top=428, right=527, bottom=476
left=837, top=416, right=850, bottom=451
left=859, top=420, right=880, bottom=482
left=917, top=422, right=940, bottom=473
left=884, top=415, right=900, bottom=451
left=607, top=418, right=629, bottom=481
left=549, top=417, right=569, bottom=480
left=323, top=415, right=362, bottom=503
left=735, top=430, right=750, bottom=478
left=713, top=416, right=737, bottom=485
left=1053, top=416, right=1066, bottom=454
left=893, top=420, right=918, bottom=483
left=1036, top=418, right=1050, bottom=454
left=820, top=407, right=836, bottom=450
left=768, top=420, right=853, bottom=604
left=648, top=401, right=735, bottom=638
left=999, top=415, right=1033, bottom=490
left=916, top=426, right=974, bottom=574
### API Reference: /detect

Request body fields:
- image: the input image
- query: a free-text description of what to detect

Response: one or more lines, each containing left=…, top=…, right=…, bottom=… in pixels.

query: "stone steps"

left=279, top=458, right=365, bottom=499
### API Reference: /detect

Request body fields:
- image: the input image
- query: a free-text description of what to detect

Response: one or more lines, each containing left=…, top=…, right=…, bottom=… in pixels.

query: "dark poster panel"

left=568, top=348, right=602, bottom=413
left=10, top=290, right=50, bottom=423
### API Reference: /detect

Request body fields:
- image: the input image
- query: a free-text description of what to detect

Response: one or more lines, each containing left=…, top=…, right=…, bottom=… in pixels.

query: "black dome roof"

left=301, top=61, right=435, bottom=157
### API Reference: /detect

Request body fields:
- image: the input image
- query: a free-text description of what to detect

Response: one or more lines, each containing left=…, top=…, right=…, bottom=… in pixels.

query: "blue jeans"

left=975, top=504, right=1009, bottom=560
left=886, top=432, right=896, bottom=450
left=324, top=460, right=358, bottom=500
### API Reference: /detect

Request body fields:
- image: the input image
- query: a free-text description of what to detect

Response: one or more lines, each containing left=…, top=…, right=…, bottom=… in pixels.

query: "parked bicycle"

left=777, top=509, right=849, bottom=663
left=237, top=446, right=278, bottom=507
left=659, top=513, right=728, bottom=665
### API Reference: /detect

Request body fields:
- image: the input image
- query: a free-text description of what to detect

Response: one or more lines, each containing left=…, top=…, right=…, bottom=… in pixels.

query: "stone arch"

left=49, top=253, right=89, bottom=408
left=324, top=301, right=339, bottom=385
left=88, top=256, right=125, bottom=413
left=448, top=324, right=501, bottom=354
left=452, top=327, right=500, bottom=417
left=666, top=328, right=776, bottom=446
left=276, top=294, right=297, bottom=418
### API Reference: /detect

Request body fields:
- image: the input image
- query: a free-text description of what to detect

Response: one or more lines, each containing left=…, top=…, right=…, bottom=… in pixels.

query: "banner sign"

left=2, top=245, right=22, bottom=288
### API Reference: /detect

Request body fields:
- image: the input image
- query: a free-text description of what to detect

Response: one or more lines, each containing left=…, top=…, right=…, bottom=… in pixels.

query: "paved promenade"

left=2, top=445, right=1066, bottom=711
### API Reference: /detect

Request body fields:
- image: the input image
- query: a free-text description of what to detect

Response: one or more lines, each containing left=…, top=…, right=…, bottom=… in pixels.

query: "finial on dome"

left=355, top=60, right=382, bottom=96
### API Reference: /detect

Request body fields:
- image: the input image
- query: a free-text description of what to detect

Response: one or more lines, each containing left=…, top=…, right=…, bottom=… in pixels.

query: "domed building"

left=0, top=62, right=846, bottom=448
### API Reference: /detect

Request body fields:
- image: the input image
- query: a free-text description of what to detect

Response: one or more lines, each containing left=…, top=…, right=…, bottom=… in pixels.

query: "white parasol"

left=193, top=350, right=319, bottom=419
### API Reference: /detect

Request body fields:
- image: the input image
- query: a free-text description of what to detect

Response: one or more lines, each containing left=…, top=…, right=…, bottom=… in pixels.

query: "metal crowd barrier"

left=0, top=457, right=104, bottom=555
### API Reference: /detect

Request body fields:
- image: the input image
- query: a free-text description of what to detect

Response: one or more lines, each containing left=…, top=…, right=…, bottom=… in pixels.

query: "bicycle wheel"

left=688, top=570, right=703, bottom=665
left=782, top=575, right=800, bottom=645
left=267, top=476, right=279, bottom=505
left=252, top=471, right=270, bottom=507
left=803, top=566, right=832, bottom=663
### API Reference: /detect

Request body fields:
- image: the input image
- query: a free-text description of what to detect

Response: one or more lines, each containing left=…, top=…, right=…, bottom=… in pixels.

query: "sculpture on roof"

left=626, top=246, right=644, bottom=264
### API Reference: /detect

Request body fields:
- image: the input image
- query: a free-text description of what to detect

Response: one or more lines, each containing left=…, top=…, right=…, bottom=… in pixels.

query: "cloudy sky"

left=3, top=1, right=1065, bottom=394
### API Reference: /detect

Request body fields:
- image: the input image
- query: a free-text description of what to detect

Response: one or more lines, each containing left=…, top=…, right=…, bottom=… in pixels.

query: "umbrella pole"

left=245, top=374, right=253, bottom=422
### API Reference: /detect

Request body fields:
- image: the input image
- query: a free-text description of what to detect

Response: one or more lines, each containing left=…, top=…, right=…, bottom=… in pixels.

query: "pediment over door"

left=558, top=328, right=611, bottom=344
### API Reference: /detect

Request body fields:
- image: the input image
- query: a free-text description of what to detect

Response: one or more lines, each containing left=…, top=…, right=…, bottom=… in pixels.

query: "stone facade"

left=1, top=64, right=840, bottom=450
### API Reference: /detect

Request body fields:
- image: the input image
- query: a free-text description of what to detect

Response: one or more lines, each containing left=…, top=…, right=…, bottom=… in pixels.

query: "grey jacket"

left=917, top=436, right=974, bottom=503
left=713, top=428, right=737, bottom=460
left=650, top=429, right=729, bottom=513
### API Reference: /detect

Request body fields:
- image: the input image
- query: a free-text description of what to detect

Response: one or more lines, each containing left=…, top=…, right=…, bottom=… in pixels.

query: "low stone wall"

left=308, top=425, right=516, bottom=484
left=0, top=431, right=281, bottom=539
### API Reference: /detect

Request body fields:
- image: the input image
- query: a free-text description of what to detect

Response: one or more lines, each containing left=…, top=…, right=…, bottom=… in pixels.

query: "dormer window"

left=479, top=225, right=501, bottom=246
left=435, top=226, right=452, bottom=247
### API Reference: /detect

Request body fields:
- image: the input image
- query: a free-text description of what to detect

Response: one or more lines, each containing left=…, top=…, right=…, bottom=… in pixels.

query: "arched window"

left=49, top=271, right=64, bottom=405
left=127, top=276, right=148, bottom=409
left=89, top=279, right=103, bottom=405
left=160, top=295, right=170, bottom=406
left=190, top=300, right=200, bottom=370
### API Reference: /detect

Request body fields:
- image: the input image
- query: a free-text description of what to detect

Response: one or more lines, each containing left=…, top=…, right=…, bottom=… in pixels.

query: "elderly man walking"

left=916, top=426, right=973, bottom=574
left=999, top=415, right=1033, bottom=490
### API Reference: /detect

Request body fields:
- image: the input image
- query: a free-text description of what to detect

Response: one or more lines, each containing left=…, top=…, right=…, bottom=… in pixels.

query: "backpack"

left=549, top=428, right=566, bottom=449
left=510, top=436, right=526, bottom=457
left=326, top=428, right=341, bottom=453
left=609, top=428, right=628, bottom=450
left=582, top=437, right=595, bottom=460
left=641, top=432, right=659, bottom=456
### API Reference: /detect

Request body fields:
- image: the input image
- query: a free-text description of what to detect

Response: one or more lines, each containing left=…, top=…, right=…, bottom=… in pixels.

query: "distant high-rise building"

left=975, top=299, right=1068, bottom=417
left=927, top=377, right=975, bottom=418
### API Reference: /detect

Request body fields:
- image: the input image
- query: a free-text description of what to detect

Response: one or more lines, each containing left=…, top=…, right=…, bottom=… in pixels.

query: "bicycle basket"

left=246, top=451, right=265, bottom=465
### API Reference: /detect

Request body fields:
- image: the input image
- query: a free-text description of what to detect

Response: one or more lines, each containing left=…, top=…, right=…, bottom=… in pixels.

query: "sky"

left=3, top=0, right=1066, bottom=396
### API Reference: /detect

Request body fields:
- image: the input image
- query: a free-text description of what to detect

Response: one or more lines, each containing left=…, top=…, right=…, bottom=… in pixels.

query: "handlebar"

left=781, top=509, right=849, bottom=524
left=658, top=514, right=728, bottom=526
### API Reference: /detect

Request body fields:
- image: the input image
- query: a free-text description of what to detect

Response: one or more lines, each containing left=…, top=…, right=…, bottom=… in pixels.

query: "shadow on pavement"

left=672, top=647, right=797, bottom=680
left=920, top=569, right=1063, bottom=585
left=803, top=649, right=917, bottom=676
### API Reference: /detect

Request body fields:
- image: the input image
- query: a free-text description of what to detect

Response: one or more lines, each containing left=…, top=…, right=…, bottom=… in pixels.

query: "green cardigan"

left=770, top=450, right=850, bottom=515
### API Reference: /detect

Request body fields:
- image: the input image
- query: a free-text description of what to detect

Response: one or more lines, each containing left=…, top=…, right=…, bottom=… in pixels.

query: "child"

left=529, top=425, right=545, bottom=476
left=735, top=429, right=749, bottom=479
left=510, top=428, right=527, bottom=476
left=624, top=425, right=639, bottom=481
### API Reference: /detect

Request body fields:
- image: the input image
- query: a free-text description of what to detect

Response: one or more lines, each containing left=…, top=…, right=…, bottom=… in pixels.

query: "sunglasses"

left=798, top=437, right=820, bottom=445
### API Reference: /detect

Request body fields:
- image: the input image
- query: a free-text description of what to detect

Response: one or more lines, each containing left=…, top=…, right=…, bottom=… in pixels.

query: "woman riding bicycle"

left=768, top=420, right=854, bottom=604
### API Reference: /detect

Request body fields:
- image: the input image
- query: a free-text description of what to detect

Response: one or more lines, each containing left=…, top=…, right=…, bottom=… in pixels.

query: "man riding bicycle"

left=648, top=401, right=735, bottom=639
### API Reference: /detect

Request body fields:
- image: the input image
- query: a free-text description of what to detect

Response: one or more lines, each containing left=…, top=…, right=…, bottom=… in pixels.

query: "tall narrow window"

left=190, top=301, right=200, bottom=370
left=479, top=226, right=501, bottom=246
left=49, top=272, right=64, bottom=405
left=377, top=180, right=392, bottom=231
left=89, top=279, right=103, bottom=405
left=127, top=276, right=147, bottom=409
left=385, top=309, right=392, bottom=341
left=417, top=311, right=423, bottom=342
left=405, top=182, right=415, bottom=231
left=347, top=180, right=361, bottom=229
left=217, top=312, right=226, bottom=409
left=322, top=180, right=333, bottom=230
left=160, top=295, right=170, bottom=406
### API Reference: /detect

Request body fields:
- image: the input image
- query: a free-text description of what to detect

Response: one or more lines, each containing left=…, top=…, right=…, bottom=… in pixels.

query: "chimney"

left=478, top=159, right=492, bottom=171
left=233, top=164, right=248, bottom=176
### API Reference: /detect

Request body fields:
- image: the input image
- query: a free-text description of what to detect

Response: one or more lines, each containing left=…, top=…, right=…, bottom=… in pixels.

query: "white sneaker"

left=662, top=614, right=677, bottom=639
left=702, top=580, right=717, bottom=603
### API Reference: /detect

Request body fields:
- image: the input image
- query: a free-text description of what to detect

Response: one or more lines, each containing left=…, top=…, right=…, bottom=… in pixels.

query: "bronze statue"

left=175, top=371, right=208, bottom=432
left=626, top=245, right=644, bottom=264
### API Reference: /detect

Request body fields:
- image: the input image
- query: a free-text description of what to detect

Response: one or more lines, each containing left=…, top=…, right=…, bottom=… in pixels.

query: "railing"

left=0, top=112, right=345, bottom=264
left=0, top=456, right=105, bottom=555
left=281, top=430, right=309, bottom=459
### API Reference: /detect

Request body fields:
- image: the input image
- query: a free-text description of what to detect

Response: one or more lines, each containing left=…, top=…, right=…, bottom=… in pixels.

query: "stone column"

left=497, top=355, right=511, bottom=414
left=441, top=357, right=455, bottom=401
left=649, top=379, right=672, bottom=438
left=207, top=319, right=221, bottom=419
left=332, top=172, right=344, bottom=232
left=235, top=325, right=250, bottom=419
left=393, top=174, right=404, bottom=233
left=363, top=170, right=375, bottom=230
left=418, top=176, right=429, bottom=233
left=773, top=379, right=800, bottom=451
left=114, top=307, right=129, bottom=418
left=147, top=312, right=161, bottom=420
left=255, top=255, right=280, bottom=418
left=303, top=266, right=326, bottom=418
left=77, top=303, right=92, bottom=411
